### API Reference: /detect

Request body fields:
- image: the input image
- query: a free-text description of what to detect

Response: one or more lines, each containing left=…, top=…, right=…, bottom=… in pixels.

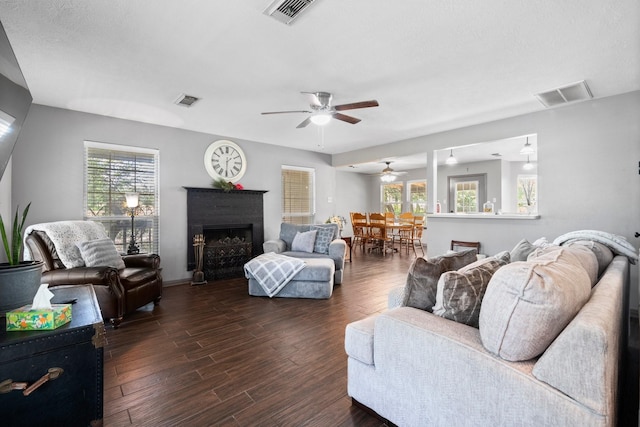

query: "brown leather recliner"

left=25, top=230, right=162, bottom=328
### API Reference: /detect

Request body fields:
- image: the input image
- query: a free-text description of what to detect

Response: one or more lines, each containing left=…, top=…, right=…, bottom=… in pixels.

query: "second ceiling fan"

left=261, top=91, right=379, bottom=128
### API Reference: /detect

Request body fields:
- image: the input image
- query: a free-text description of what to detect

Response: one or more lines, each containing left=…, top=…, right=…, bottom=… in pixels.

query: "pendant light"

left=445, top=149, right=457, bottom=165
left=520, top=136, right=534, bottom=155
left=523, top=156, right=534, bottom=170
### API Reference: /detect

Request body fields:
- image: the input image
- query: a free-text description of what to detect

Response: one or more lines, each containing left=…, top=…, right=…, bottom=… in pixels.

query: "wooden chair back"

left=450, top=240, right=480, bottom=253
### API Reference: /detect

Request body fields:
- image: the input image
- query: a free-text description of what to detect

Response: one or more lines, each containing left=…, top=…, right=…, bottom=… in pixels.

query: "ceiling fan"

left=261, top=91, right=379, bottom=128
left=378, top=161, right=407, bottom=182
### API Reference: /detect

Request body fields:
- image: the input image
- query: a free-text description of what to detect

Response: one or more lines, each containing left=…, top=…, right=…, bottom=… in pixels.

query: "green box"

left=5, top=304, right=72, bottom=331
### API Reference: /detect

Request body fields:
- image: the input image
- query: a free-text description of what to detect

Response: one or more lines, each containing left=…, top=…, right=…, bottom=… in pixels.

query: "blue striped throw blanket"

left=244, top=253, right=306, bottom=297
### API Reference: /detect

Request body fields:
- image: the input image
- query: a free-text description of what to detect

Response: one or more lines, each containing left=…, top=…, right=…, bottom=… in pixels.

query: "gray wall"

left=9, top=91, right=640, bottom=306
left=10, top=105, right=342, bottom=282
left=336, top=90, right=640, bottom=307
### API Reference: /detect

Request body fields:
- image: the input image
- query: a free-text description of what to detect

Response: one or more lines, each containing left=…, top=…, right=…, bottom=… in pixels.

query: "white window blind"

left=281, top=165, right=315, bottom=224
left=84, top=141, right=160, bottom=254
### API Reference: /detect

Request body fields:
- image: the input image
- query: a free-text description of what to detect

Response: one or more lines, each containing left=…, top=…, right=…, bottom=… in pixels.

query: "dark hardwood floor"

left=103, top=247, right=640, bottom=426
left=103, top=247, right=415, bottom=426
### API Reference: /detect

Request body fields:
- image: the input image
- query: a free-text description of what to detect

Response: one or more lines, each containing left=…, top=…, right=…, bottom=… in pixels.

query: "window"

left=282, top=165, right=315, bottom=224
left=408, top=180, right=426, bottom=214
left=84, top=141, right=159, bottom=254
left=517, top=175, right=537, bottom=213
left=381, top=183, right=403, bottom=216
left=448, top=174, right=487, bottom=214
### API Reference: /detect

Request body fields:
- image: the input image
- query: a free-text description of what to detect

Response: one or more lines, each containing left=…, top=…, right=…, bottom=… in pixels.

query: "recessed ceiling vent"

left=534, top=80, right=593, bottom=108
left=263, top=0, right=317, bottom=25
left=174, top=94, right=200, bottom=108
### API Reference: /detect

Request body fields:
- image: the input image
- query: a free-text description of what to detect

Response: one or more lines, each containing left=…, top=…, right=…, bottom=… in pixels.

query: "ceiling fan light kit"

left=310, top=113, right=331, bottom=126
left=262, top=91, right=379, bottom=128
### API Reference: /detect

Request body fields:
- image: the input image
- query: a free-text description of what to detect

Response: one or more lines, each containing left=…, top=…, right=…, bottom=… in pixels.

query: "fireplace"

left=184, top=187, right=267, bottom=280
left=203, top=225, right=252, bottom=280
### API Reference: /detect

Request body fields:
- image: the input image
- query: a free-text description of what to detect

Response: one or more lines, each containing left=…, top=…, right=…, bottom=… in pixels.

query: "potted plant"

left=0, top=202, right=43, bottom=315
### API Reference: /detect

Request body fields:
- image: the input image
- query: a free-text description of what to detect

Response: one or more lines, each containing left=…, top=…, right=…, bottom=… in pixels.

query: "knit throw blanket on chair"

left=244, top=253, right=306, bottom=297
left=24, top=221, right=108, bottom=268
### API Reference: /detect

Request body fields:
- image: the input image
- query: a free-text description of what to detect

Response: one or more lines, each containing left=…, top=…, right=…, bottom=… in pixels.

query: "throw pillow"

left=564, top=240, right=613, bottom=277
left=291, top=230, right=317, bottom=253
left=312, top=226, right=334, bottom=254
left=432, top=256, right=509, bottom=328
left=76, top=238, right=126, bottom=269
left=402, top=249, right=478, bottom=311
left=509, top=239, right=536, bottom=261
left=479, top=247, right=591, bottom=361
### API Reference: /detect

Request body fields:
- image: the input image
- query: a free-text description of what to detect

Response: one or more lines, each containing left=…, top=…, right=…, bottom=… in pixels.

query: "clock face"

left=204, top=140, right=247, bottom=182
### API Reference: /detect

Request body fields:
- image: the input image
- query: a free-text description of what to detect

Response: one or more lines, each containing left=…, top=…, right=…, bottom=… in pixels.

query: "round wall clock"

left=204, top=140, right=247, bottom=182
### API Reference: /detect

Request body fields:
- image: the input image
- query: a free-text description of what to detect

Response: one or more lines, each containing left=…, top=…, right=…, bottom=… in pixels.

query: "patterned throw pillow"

left=432, top=255, right=509, bottom=327
left=402, top=249, right=478, bottom=311
left=312, top=226, right=334, bottom=254
left=76, top=238, right=125, bottom=269
left=291, top=230, right=317, bottom=253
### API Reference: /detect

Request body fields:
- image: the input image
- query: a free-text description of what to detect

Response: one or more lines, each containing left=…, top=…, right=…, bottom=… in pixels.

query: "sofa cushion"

left=432, top=255, right=509, bottom=327
left=76, top=238, right=126, bottom=269
left=402, top=249, right=478, bottom=311
left=564, top=240, right=614, bottom=277
left=509, top=238, right=537, bottom=261
left=312, top=225, right=334, bottom=254
left=479, top=247, right=591, bottom=361
left=291, top=230, right=317, bottom=253
left=528, top=244, right=598, bottom=287
left=280, top=223, right=304, bottom=250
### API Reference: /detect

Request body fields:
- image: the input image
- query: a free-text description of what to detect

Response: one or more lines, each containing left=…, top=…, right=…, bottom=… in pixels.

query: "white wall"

left=11, top=105, right=337, bottom=283
left=335, top=90, right=640, bottom=307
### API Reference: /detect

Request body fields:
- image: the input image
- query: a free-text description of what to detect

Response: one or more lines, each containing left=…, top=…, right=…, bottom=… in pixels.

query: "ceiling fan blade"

left=332, top=112, right=361, bottom=125
left=296, top=117, right=312, bottom=128
left=262, top=110, right=312, bottom=115
left=334, top=100, right=379, bottom=111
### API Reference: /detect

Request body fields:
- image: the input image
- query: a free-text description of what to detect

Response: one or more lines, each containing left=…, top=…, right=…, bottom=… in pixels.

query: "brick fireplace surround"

left=184, top=187, right=267, bottom=280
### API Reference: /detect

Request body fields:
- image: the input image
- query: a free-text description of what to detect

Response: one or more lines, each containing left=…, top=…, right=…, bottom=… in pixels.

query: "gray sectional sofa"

left=263, top=222, right=347, bottom=285
left=345, top=238, right=633, bottom=426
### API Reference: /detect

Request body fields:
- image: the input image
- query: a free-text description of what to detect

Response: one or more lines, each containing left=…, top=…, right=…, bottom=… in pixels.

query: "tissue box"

left=5, top=304, right=72, bottom=331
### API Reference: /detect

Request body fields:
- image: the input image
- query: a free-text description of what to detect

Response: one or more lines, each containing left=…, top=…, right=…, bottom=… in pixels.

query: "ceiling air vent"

left=174, top=94, right=200, bottom=108
left=263, top=0, right=317, bottom=25
left=534, top=80, right=593, bottom=108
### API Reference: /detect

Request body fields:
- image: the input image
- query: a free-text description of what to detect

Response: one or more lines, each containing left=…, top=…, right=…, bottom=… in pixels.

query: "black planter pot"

left=0, top=261, right=43, bottom=315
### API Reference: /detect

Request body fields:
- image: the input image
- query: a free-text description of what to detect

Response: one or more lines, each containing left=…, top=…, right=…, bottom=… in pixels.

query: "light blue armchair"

left=263, top=223, right=346, bottom=284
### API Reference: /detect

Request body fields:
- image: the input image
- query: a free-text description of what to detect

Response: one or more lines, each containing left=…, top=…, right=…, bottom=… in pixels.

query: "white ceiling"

left=0, top=0, right=638, bottom=162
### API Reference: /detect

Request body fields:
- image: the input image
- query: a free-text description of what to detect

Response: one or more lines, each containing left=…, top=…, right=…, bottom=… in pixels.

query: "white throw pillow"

left=76, top=238, right=126, bottom=269
left=291, top=230, right=317, bottom=253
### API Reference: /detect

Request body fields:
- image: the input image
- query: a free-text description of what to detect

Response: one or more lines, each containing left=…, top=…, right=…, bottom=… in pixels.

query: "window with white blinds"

left=281, top=165, right=315, bottom=224
left=84, top=141, right=160, bottom=254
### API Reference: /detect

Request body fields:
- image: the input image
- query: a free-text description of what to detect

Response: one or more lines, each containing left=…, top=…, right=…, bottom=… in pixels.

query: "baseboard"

left=163, top=278, right=192, bottom=287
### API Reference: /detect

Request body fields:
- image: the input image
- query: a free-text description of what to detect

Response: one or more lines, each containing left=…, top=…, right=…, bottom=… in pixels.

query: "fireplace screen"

left=203, top=227, right=252, bottom=280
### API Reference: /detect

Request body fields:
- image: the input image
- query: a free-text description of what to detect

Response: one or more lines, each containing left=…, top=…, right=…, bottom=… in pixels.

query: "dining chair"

left=450, top=240, right=480, bottom=254
left=411, top=215, right=426, bottom=256
left=350, top=212, right=368, bottom=251
left=385, top=212, right=398, bottom=250
left=396, top=212, right=415, bottom=253
left=367, top=212, right=392, bottom=255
